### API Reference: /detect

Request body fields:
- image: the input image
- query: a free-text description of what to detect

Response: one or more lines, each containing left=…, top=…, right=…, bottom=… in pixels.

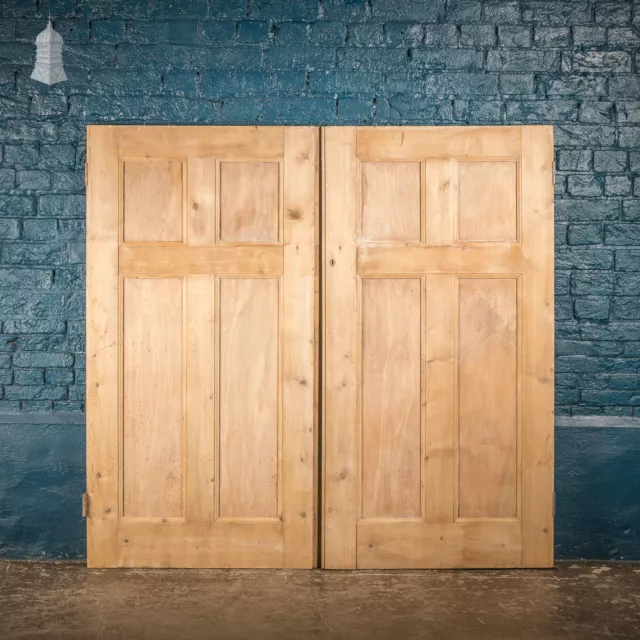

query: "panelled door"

left=323, top=126, right=554, bottom=568
left=86, top=126, right=318, bottom=568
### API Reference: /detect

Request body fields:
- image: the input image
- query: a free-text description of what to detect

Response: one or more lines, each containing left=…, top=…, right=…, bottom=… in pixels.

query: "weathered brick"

left=446, top=0, right=481, bottom=22
left=500, top=74, right=535, bottom=95
left=3, top=319, right=65, bottom=334
left=506, top=100, right=578, bottom=123
left=573, top=26, right=607, bottom=48
left=0, top=219, right=20, bottom=240
left=556, top=249, right=614, bottom=270
left=571, top=51, right=632, bottom=73
left=498, top=26, right=531, bottom=48
left=622, top=200, right=640, bottom=221
left=424, top=73, right=498, bottom=97
left=38, top=195, right=84, bottom=218
left=594, top=151, right=627, bottom=173
left=347, top=23, right=385, bottom=47
left=595, top=2, right=632, bottom=26
left=3, top=144, right=38, bottom=167
left=461, top=25, right=496, bottom=47
left=423, top=25, right=458, bottom=46
left=91, top=19, right=125, bottom=43
left=337, top=47, right=407, bottom=71
left=198, top=21, right=238, bottom=45
left=616, top=250, right=640, bottom=272
left=16, top=170, right=51, bottom=191
left=237, top=20, right=270, bottom=43
left=38, top=145, right=76, bottom=169
left=555, top=125, right=616, bottom=147
left=605, top=176, right=632, bottom=196
left=484, top=0, right=520, bottom=24
left=22, top=219, right=58, bottom=241
left=0, top=195, right=35, bottom=217
left=567, top=175, right=603, bottom=197
left=557, top=150, right=592, bottom=172
left=613, top=297, right=640, bottom=319
left=579, top=102, right=614, bottom=124
left=3, top=385, right=67, bottom=401
left=311, top=71, right=383, bottom=95
left=13, top=368, right=44, bottom=385
left=605, top=224, right=640, bottom=245
left=568, top=223, right=604, bottom=245
left=487, top=50, right=559, bottom=72
left=574, top=297, right=611, bottom=320
left=372, top=0, right=444, bottom=22
left=582, top=391, right=639, bottom=405
left=11, top=351, right=73, bottom=368
left=541, top=75, right=607, bottom=97
left=615, top=273, right=640, bottom=295
left=1, top=243, right=67, bottom=265
left=267, top=45, right=337, bottom=69
left=609, top=76, right=640, bottom=99
left=89, top=69, right=160, bottom=95
left=572, top=271, right=615, bottom=296
left=0, top=267, right=52, bottom=288
left=534, top=27, right=570, bottom=48
left=522, top=2, right=592, bottom=25
left=385, top=22, right=424, bottom=46
left=608, top=28, right=640, bottom=48
left=618, top=102, right=640, bottom=123
left=45, top=368, right=74, bottom=384
left=412, top=49, right=483, bottom=71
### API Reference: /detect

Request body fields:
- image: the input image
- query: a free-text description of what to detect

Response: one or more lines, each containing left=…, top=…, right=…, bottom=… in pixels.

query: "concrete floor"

left=1, top=561, right=639, bottom=639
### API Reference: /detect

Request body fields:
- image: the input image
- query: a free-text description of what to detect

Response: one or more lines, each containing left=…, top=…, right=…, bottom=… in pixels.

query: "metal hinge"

left=552, top=492, right=556, bottom=517
left=84, top=161, right=88, bottom=187
left=82, top=493, right=91, bottom=518
left=552, top=160, right=556, bottom=183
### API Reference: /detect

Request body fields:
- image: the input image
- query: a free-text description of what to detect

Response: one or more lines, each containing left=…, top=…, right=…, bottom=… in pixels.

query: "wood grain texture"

left=322, top=127, right=359, bottom=569
left=118, top=126, right=284, bottom=159
left=361, top=162, right=421, bottom=242
left=362, top=278, right=422, bottom=518
left=124, top=160, right=183, bottom=242
left=521, top=126, right=555, bottom=567
left=357, top=520, right=521, bottom=569
left=120, top=245, right=283, bottom=278
left=220, top=162, right=280, bottom=243
left=123, top=278, right=183, bottom=518
left=282, top=127, right=318, bottom=567
left=357, top=126, right=522, bottom=161
left=186, top=275, right=216, bottom=522
left=424, top=158, right=454, bottom=246
left=458, top=161, right=517, bottom=242
left=458, top=278, right=518, bottom=519
left=88, top=125, right=317, bottom=568
left=219, top=278, right=279, bottom=518
left=358, top=244, right=522, bottom=276
left=187, top=157, right=216, bottom=246
left=86, top=125, right=120, bottom=568
left=425, top=275, right=455, bottom=524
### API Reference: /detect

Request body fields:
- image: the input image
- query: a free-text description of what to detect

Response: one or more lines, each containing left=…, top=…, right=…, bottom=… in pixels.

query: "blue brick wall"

left=0, top=0, right=640, bottom=559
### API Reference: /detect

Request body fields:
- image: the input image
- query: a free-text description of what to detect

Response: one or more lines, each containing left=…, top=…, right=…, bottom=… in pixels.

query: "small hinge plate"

left=82, top=492, right=90, bottom=518
left=552, top=492, right=556, bottom=517
left=552, top=160, right=556, bottom=183
left=84, top=161, right=88, bottom=187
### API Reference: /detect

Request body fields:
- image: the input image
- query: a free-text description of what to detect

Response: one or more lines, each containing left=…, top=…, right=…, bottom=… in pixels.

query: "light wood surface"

left=323, top=125, right=554, bottom=569
left=87, top=126, right=317, bottom=568
left=362, top=278, right=422, bottom=518
left=458, top=161, right=517, bottom=242
left=322, top=127, right=360, bottom=569
left=123, top=160, right=183, bottom=242
left=458, top=278, right=518, bottom=519
left=86, top=126, right=120, bottom=567
left=219, top=278, right=279, bottom=518
left=362, top=162, right=421, bottom=242
left=123, top=278, right=183, bottom=518
left=220, top=161, right=280, bottom=243
left=521, top=126, right=555, bottom=567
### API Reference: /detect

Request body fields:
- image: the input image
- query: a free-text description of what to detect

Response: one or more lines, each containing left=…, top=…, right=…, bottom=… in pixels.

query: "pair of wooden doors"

left=86, top=125, right=554, bottom=569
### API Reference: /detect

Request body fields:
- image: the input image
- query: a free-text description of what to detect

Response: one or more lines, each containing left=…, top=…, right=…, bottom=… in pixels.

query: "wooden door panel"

left=361, top=278, right=422, bottom=519
left=324, top=126, right=554, bottom=569
left=219, top=277, right=279, bottom=519
left=458, top=277, right=518, bottom=519
left=123, top=278, right=183, bottom=519
left=123, top=160, right=184, bottom=242
left=87, top=126, right=318, bottom=568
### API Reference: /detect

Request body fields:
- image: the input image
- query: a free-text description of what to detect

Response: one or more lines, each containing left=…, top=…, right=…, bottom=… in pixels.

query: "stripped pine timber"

left=323, top=126, right=553, bottom=569
left=87, top=126, right=317, bottom=569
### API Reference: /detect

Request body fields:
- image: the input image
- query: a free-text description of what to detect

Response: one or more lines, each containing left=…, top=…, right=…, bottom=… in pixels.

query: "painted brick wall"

left=0, top=0, right=640, bottom=559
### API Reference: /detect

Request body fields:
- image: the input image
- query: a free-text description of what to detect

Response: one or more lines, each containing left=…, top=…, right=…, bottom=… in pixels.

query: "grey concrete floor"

left=1, top=561, right=639, bottom=639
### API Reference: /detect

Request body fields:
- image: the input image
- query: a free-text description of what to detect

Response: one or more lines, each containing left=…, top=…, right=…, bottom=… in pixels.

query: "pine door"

left=322, top=126, right=554, bottom=569
left=86, top=126, right=318, bottom=568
